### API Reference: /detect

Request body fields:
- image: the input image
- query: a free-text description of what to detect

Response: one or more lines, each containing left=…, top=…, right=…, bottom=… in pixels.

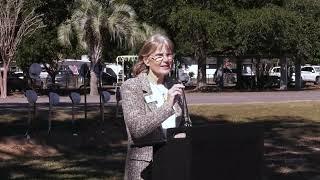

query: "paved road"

left=1, top=90, right=320, bottom=105
left=186, top=90, right=320, bottom=105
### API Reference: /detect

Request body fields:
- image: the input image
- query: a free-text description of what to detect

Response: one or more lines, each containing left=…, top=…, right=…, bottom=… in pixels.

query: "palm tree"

left=58, top=0, right=144, bottom=95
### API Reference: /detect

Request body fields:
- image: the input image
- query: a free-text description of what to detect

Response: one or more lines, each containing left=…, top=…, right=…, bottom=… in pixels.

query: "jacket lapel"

left=139, top=73, right=165, bottom=140
left=140, top=73, right=158, bottom=112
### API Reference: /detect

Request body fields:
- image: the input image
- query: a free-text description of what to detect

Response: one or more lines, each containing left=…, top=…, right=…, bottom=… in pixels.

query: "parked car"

left=13, top=71, right=25, bottom=80
left=7, top=72, right=27, bottom=93
left=242, top=64, right=255, bottom=76
left=51, top=68, right=117, bottom=89
left=102, top=67, right=117, bottom=85
left=224, top=68, right=237, bottom=84
left=213, top=68, right=237, bottom=86
left=300, top=65, right=320, bottom=84
left=289, top=65, right=320, bottom=85
left=269, top=66, right=295, bottom=80
left=269, top=66, right=281, bottom=77
left=54, top=69, right=75, bottom=88
left=270, top=65, right=320, bottom=86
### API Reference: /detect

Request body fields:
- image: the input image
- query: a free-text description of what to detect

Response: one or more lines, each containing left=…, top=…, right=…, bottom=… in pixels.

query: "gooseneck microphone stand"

left=167, top=75, right=192, bottom=127
left=181, top=88, right=192, bottom=127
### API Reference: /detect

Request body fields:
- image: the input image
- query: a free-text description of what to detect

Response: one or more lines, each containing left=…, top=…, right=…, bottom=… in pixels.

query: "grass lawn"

left=0, top=101, right=320, bottom=179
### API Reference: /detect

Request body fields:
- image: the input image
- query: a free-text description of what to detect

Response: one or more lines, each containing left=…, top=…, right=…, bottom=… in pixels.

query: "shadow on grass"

left=0, top=104, right=319, bottom=179
left=0, top=103, right=127, bottom=179
left=190, top=114, right=320, bottom=180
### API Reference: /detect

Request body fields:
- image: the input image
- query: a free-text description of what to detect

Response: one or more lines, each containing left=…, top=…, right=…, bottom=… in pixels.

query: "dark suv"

left=7, top=72, right=27, bottom=93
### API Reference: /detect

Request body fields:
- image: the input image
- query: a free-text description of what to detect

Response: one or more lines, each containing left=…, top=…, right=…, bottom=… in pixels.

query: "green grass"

left=190, top=101, right=320, bottom=122
left=0, top=102, right=320, bottom=179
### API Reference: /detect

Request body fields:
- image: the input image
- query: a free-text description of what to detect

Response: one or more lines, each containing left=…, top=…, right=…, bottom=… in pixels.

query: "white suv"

left=269, top=66, right=281, bottom=77
left=269, top=65, right=320, bottom=85
left=299, top=65, right=320, bottom=84
left=269, top=66, right=295, bottom=85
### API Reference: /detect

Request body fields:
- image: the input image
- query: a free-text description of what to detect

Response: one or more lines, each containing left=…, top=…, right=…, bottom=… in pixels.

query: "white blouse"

left=149, top=82, right=176, bottom=129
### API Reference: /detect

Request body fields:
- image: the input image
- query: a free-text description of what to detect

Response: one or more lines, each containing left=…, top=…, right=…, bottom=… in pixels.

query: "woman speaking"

left=121, top=34, right=184, bottom=180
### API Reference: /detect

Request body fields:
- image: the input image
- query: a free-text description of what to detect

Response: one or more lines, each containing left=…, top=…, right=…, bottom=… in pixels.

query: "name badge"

left=144, top=95, right=157, bottom=103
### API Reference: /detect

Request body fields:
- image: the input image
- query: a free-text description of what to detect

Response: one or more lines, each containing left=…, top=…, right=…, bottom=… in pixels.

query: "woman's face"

left=144, top=44, right=173, bottom=78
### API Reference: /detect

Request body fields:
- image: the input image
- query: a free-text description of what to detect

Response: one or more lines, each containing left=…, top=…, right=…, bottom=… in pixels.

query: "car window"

left=301, top=67, right=313, bottom=72
left=242, top=64, right=253, bottom=74
left=207, top=64, right=217, bottom=69
left=314, top=67, right=320, bottom=72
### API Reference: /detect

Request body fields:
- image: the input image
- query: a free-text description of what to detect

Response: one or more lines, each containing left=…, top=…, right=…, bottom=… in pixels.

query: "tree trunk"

left=89, top=44, right=102, bottom=96
left=45, top=65, right=58, bottom=86
left=280, top=56, right=288, bottom=90
left=256, top=58, right=262, bottom=90
left=196, top=48, right=207, bottom=88
left=51, top=74, right=56, bottom=84
left=236, top=58, right=243, bottom=89
left=295, top=58, right=302, bottom=90
left=0, top=73, right=4, bottom=98
left=0, top=66, right=8, bottom=98
left=216, top=57, right=224, bottom=89
left=90, top=70, right=99, bottom=95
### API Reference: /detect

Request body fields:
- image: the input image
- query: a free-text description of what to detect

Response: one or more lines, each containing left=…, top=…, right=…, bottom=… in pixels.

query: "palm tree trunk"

left=89, top=44, right=102, bottom=96
left=90, top=70, right=99, bottom=95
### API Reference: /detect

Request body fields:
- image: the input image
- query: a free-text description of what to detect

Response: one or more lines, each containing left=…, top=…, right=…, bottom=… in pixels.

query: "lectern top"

left=101, top=91, right=111, bottom=103
left=49, top=92, right=60, bottom=106
left=25, top=90, right=38, bottom=104
left=70, top=92, right=81, bottom=104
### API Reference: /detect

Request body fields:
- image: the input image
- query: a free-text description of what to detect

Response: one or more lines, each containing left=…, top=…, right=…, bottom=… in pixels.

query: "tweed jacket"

left=121, top=73, right=183, bottom=180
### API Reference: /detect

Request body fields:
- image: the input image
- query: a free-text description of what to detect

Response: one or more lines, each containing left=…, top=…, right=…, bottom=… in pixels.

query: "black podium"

left=151, top=123, right=264, bottom=180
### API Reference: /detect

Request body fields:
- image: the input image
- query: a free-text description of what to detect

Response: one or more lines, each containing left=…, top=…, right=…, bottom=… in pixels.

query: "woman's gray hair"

left=132, top=34, right=174, bottom=76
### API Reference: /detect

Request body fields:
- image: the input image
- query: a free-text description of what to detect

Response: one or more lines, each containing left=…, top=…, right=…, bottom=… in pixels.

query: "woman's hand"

left=167, top=84, right=185, bottom=107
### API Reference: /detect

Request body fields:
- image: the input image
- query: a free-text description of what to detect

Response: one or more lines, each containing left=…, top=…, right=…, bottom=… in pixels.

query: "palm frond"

left=74, top=21, right=88, bottom=49
left=78, top=0, right=91, bottom=12
left=126, top=23, right=145, bottom=48
left=58, top=21, right=72, bottom=46
left=106, top=14, right=135, bottom=45
left=111, top=3, right=137, bottom=19
left=68, top=6, right=89, bottom=50
left=91, top=6, right=103, bottom=41
left=141, top=23, right=166, bottom=38
left=60, top=0, right=144, bottom=53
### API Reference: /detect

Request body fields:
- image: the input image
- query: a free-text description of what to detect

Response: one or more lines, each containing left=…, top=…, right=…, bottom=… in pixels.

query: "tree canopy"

left=15, top=0, right=81, bottom=85
left=10, top=0, right=320, bottom=90
left=0, top=0, right=44, bottom=98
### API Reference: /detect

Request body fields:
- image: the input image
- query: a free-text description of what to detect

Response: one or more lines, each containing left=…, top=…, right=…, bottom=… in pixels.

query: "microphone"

left=166, top=76, right=192, bottom=127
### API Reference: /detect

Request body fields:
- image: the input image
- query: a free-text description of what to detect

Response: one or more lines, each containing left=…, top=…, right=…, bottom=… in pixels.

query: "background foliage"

left=13, top=0, right=320, bottom=85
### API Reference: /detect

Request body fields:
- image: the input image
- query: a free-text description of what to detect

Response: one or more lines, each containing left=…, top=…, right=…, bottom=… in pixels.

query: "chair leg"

left=25, top=105, right=32, bottom=139
left=48, top=106, right=52, bottom=134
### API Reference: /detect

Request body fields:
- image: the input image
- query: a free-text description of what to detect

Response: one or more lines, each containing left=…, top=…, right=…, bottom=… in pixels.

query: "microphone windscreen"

left=164, top=75, right=180, bottom=89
